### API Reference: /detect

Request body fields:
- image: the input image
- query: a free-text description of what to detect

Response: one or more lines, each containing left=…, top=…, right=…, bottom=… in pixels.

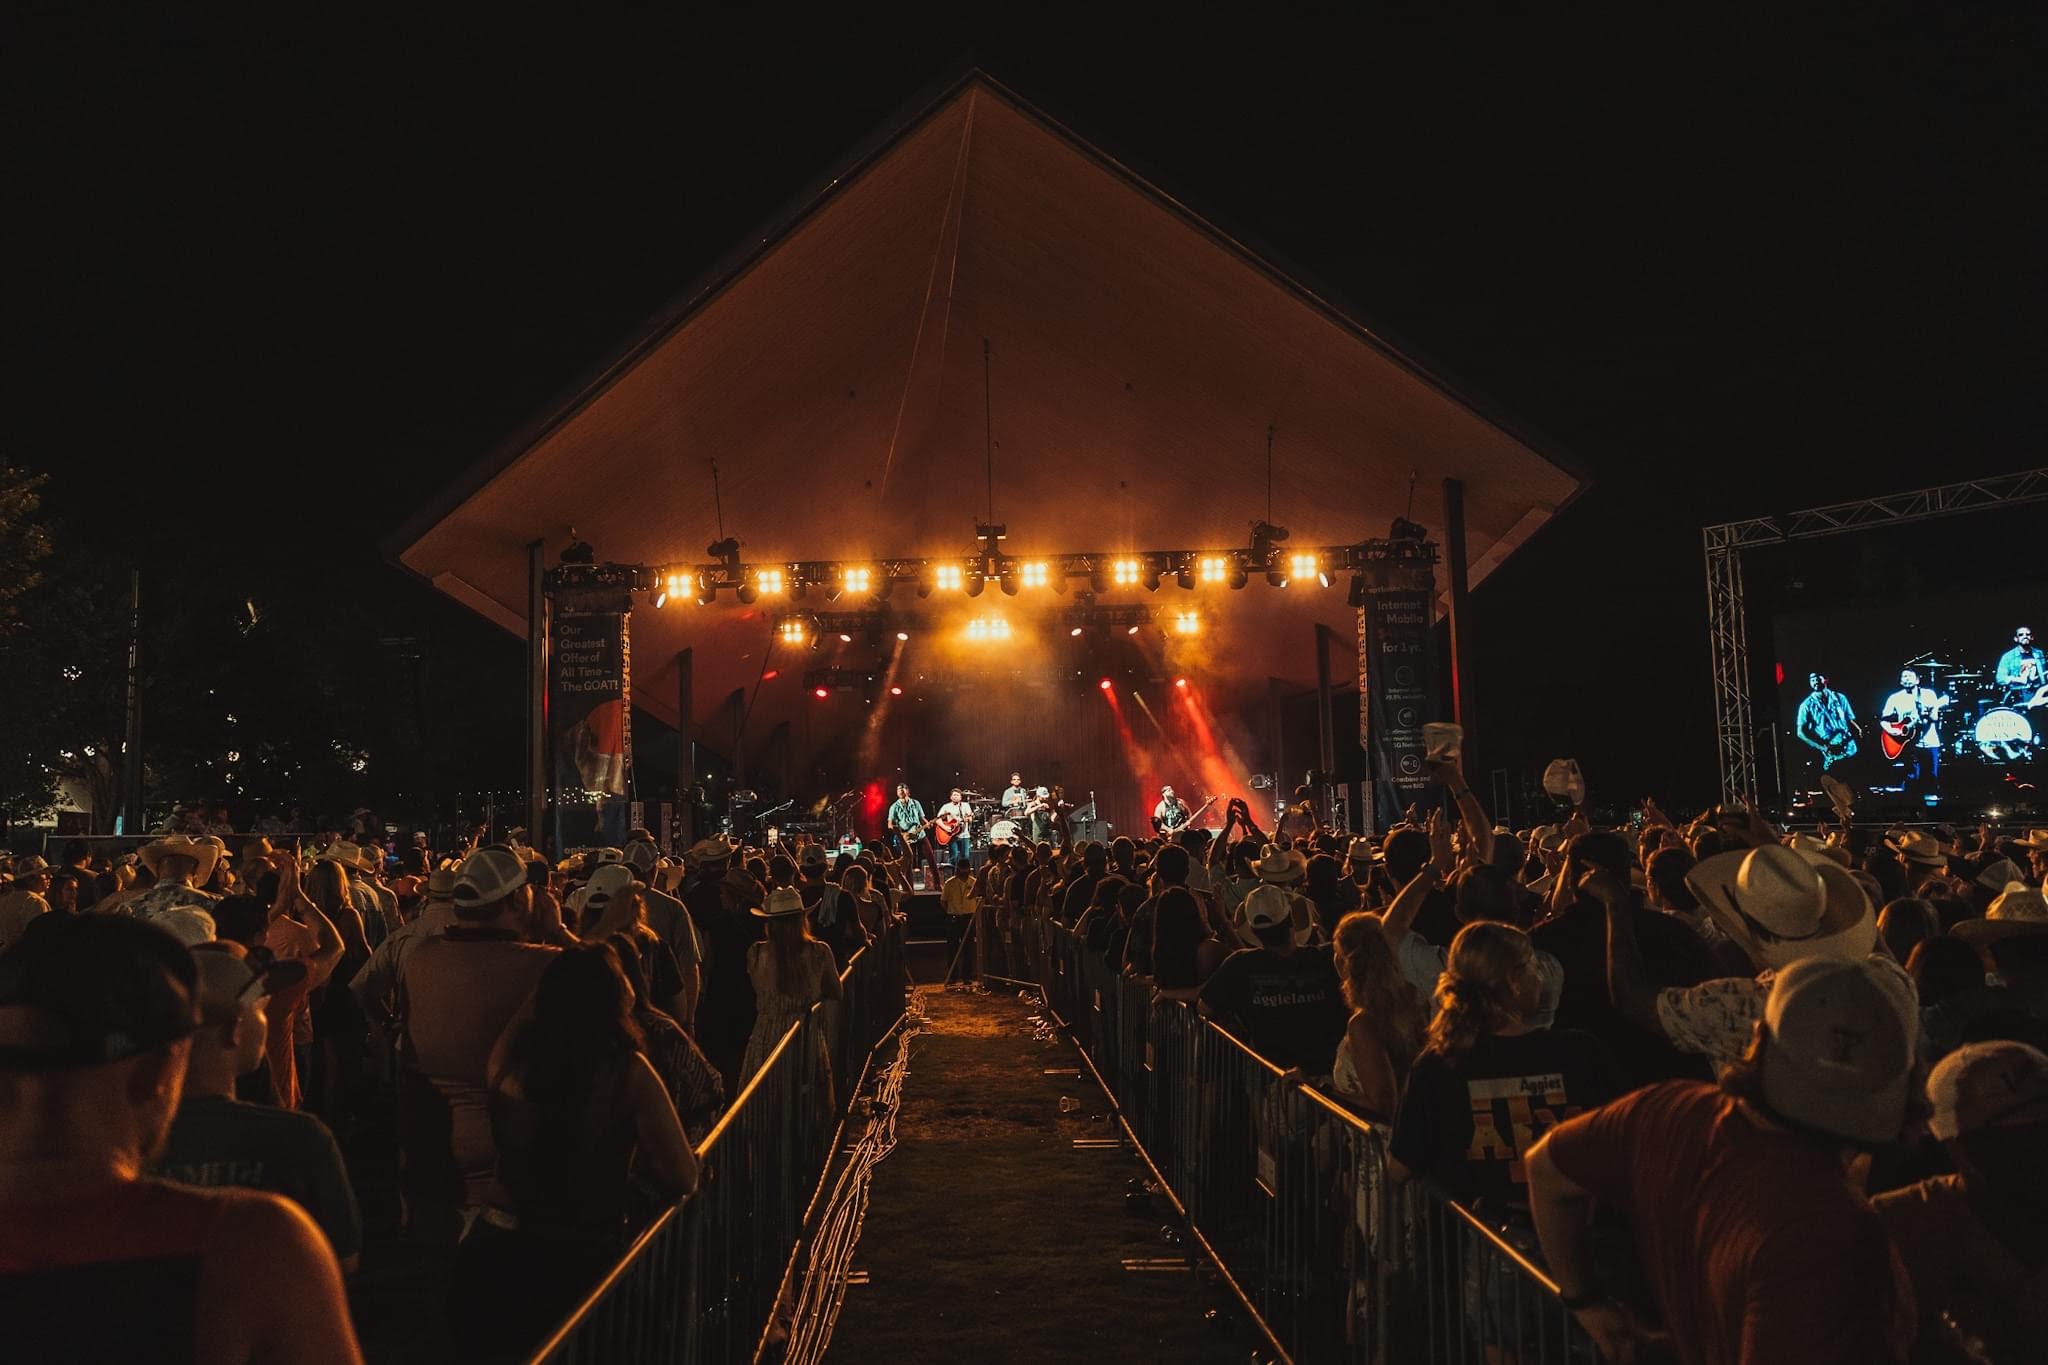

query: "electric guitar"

left=1152, top=794, right=1219, bottom=835
left=1879, top=694, right=1950, bottom=761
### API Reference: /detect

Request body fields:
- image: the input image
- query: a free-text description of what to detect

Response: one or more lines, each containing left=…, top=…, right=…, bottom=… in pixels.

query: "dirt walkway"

left=827, top=987, right=1249, bottom=1364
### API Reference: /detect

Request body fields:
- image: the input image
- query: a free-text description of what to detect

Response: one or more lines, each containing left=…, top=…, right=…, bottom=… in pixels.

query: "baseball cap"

left=1243, top=883, right=1292, bottom=929
left=623, top=841, right=659, bottom=875
left=451, top=847, right=526, bottom=913
left=583, top=863, right=638, bottom=912
left=190, top=942, right=307, bottom=1023
left=1926, top=1041, right=2048, bottom=1141
left=0, top=914, right=200, bottom=1070
left=1758, top=955, right=1918, bottom=1146
left=799, top=843, right=828, bottom=870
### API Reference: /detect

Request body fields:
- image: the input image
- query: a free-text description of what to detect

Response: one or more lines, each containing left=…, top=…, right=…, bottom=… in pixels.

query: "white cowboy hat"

left=686, top=835, right=736, bottom=866
left=1252, top=844, right=1307, bottom=885
left=138, top=834, right=222, bottom=886
left=1785, top=834, right=1848, bottom=867
left=751, top=885, right=805, bottom=920
left=1953, top=883, right=2048, bottom=949
left=1885, top=830, right=1948, bottom=869
left=1685, top=842, right=1875, bottom=971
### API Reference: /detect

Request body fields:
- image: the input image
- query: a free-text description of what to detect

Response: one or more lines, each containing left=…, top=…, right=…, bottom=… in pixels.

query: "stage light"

left=1198, top=555, right=1231, bottom=585
left=895, top=630, right=910, bottom=642
left=1290, top=552, right=1321, bottom=583
left=756, top=567, right=785, bottom=595
left=779, top=619, right=808, bottom=645
left=1099, top=678, right=1113, bottom=691
left=1020, top=560, right=1049, bottom=588
left=838, top=632, right=854, bottom=643
left=965, top=616, right=1012, bottom=641
left=889, top=684, right=903, bottom=696
left=1229, top=563, right=1249, bottom=589
left=1126, top=624, right=1141, bottom=636
left=1141, top=567, right=1162, bottom=592
left=1174, top=676, right=1189, bottom=689
left=761, top=669, right=778, bottom=681
left=1176, top=566, right=1196, bottom=590
left=813, top=686, right=829, bottom=699
left=736, top=583, right=758, bottom=604
left=1070, top=626, right=1084, bottom=637
left=999, top=570, right=1019, bottom=596
left=933, top=563, right=965, bottom=592
left=698, top=580, right=718, bottom=605
left=653, top=589, right=667, bottom=609
left=1264, top=569, right=1288, bottom=589
left=966, top=575, right=986, bottom=598
left=1111, top=557, right=1141, bottom=587
left=1347, top=575, right=1368, bottom=607
left=1172, top=610, right=1201, bottom=636
left=843, top=565, right=873, bottom=595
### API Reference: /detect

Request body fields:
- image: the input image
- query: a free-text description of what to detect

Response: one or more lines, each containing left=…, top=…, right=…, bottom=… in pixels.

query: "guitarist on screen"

left=1879, top=668, right=1948, bottom=789
left=886, top=783, right=942, bottom=883
left=1794, top=671, right=1861, bottom=772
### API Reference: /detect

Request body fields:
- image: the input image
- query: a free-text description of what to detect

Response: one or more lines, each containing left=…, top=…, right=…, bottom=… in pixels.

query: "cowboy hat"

left=1786, top=834, right=1849, bottom=867
left=686, top=835, right=736, bottom=866
left=1952, top=883, right=2048, bottom=948
left=1685, top=842, right=1875, bottom=971
left=1252, top=845, right=1307, bottom=885
left=235, top=837, right=274, bottom=864
left=1885, top=830, right=1948, bottom=868
left=1974, top=859, right=2025, bottom=893
left=2020, top=828, right=2048, bottom=852
left=138, top=835, right=222, bottom=886
left=751, top=885, right=804, bottom=920
left=315, top=840, right=373, bottom=875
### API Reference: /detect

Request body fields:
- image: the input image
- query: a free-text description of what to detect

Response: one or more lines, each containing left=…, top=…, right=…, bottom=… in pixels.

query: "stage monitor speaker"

left=1069, top=818, right=1110, bottom=844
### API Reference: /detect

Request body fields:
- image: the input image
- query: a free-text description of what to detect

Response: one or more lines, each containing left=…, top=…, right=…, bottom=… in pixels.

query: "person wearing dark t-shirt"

left=1120, top=845, right=1191, bottom=977
left=1534, top=836, right=1716, bottom=1087
left=0, top=915, right=361, bottom=1365
left=157, top=944, right=361, bottom=1271
left=1059, top=844, right=1109, bottom=927
left=1198, top=885, right=1347, bottom=1076
left=1390, top=920, right=1616, bottom=1217
left=1383, top=826, right=1459, bottom=945
left=1526, top=956, right=1918, bottom=1365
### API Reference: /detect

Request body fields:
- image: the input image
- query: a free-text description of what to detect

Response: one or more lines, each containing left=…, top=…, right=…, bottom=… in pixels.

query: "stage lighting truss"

left=593, top=536, right=1402, bottom=611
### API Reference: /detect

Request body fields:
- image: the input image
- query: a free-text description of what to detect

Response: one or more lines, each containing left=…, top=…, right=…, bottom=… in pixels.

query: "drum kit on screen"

left=1913, top=656, right=2047, bottom=764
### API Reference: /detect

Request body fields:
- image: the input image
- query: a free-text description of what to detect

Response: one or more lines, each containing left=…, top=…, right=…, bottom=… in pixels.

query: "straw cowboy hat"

left=1685, top=842, right=1875, bottom=971
left=316, top=840, right=376, bottom=875
left=1786, top=834, right=1849, bottom=867
left=751, top=885, right=804, bottom=920
left=2021, top=829, right=2048, bottom=853
left=686, top=835, right=736, bottom=867
left=1885, top=830, right=1948, bottom=869
left=138, top=834, right=221, bottom=886
left=1953, top=883, right=2048, bottom=949
left=1253, top=844, right=1308, bottom=885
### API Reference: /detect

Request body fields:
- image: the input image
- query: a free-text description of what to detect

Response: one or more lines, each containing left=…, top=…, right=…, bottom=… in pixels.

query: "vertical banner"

left=1360, top=545, right=1438, bottom=829
left=549, top=608, right=632, bottom=847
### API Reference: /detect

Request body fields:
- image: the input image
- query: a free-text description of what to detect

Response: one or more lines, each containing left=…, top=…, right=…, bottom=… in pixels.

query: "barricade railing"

left=528, top=923, right=906, bottom=1364
left=1032, top=920, right=1591, bottom=1364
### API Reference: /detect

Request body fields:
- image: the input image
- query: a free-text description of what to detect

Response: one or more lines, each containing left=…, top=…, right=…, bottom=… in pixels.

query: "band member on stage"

left=1028, top=787, right=1055, bottom=844
left=886, top=783, right=941, bottom=882
left=1000, top=772, right=1029, bottom=817
left=936, top=787, right=976, bottom=872
left=1152, top=785, right=1191, bottom=835
left=1880, top=668, right=1944, bottom=787
left=1795, top=671, right=1861, bottom=770
left=1997, top=625, right=2044, bottom=699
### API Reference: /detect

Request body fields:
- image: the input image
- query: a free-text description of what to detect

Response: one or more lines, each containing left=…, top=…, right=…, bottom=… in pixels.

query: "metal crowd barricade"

left=528, top=923, right=906, bottom=1365
left=1039, top=925, right=1593, bottom=1365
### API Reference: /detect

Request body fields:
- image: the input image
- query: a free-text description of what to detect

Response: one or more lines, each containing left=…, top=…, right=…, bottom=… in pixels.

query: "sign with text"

left=1361, top=552, right=1437, bottom=828
left=550, top=611, right=631, bottom=799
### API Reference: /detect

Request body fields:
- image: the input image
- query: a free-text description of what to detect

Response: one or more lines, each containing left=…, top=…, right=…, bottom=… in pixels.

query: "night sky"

left=13, top=13, right=2045, bottom=817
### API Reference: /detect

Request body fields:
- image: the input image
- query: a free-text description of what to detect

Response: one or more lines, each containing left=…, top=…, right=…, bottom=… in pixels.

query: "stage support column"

left=1267, top=676, right=1286, bottom=820
left=676, top=648, right=694, bottom=850
left=728, top=687, right=748, bottom=787
left=1443, top=477, right=1473, bottom=738
left=1315, top=623, right=1339, bottom=827
left=120, top=568, right=143, bottom=836
left=525, top=540, right=547, bottom=853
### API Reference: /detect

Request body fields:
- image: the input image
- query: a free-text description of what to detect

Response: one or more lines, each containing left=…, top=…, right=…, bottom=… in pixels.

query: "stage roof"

left=395, top=74, right=1585, bottom=739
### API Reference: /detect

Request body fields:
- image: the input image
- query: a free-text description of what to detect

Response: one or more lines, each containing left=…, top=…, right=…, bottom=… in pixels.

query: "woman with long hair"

left=1330, top=911, right=1427, bottom=1119
left=740, top=886, right=843, bottom=1089
left=302, top=856, right=371, bottom=1125
left=456, top=945, right=697, bottom=1357
left=1388, top=920, right=1615, bottom=1216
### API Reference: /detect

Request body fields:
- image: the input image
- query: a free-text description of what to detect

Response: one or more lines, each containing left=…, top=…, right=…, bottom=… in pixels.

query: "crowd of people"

left=5, top=763, right=2045, bottom=1362
left=950, top=762, right=2046, bottom=1364
left=0, top=823, right=917, bottom=1363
